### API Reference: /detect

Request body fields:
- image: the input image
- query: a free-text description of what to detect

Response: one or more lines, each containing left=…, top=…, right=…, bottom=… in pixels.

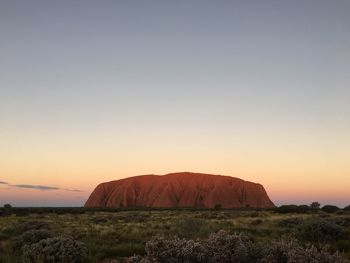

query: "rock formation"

left=85, top=172, right=275, bottom=208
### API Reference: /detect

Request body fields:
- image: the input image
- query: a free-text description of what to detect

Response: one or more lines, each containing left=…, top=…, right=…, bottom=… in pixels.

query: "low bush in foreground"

left=22, top=236, right=88, bottom=263
left=127, top=230, right=343, bottom=263
left=12, top=229, right=53, bottom=252
left=262, top=239, right=343, bottom=263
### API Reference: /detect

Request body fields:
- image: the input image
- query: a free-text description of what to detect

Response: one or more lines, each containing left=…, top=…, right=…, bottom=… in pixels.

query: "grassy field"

left=0, top=208, right=349, bottom=262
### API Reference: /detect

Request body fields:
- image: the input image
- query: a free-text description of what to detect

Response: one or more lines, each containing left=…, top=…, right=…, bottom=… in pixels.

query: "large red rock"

left=85, top=172, right=275, bottom=208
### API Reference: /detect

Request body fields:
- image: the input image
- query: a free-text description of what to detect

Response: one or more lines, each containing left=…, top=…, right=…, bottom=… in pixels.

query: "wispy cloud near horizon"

left=63, top=188, right=83, bottom=192
left=13, top=184, right=60, bottom=191
left=0, top=181, right=82, bottom=192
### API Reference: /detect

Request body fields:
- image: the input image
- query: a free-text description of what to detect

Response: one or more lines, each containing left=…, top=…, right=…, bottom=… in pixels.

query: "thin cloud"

left=1, top=181, right=82, bottom=192
left=13, top=184, right=60, bottom=191
left=63, top=188, right=83, bottom=192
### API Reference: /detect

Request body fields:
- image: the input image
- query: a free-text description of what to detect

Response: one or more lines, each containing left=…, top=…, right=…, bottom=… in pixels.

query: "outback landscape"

left=1, top=172, right=350, bottom=262
left=1, top=0, right=350, bottom=262
left=0, top=205, right=350, bottom=262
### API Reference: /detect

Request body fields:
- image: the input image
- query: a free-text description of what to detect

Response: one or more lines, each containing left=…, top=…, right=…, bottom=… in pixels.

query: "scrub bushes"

left=126, top=230, right=343, bottom=263
left=22, top=236, right=88, bottom=263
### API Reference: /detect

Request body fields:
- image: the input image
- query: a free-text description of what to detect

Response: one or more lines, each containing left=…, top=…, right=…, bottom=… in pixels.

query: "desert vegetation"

left=0, top=206, right=349, bottom=262
left=129, top=230, right=342, bottom=263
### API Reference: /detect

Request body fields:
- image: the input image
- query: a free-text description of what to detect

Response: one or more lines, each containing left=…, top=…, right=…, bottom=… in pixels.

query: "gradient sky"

left=0, top=1, right=349, bottom=207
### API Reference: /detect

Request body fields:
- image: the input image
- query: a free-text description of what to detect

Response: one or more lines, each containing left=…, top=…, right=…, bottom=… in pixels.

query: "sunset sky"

left=0, top=1, right=349, bottom=207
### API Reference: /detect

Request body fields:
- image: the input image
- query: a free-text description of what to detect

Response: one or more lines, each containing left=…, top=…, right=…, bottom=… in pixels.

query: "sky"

left=0, top=0, right=349, bottom=207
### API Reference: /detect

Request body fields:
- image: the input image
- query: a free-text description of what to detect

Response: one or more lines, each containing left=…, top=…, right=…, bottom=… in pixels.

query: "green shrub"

left=275, top=205, right=310, bottom=213
left=321, top=205, right=340, bottom=213
left=90, top=216, right=108, bottom=224
left=278, top=217, right=302, bottom=228
left=10, top=220, right=50, bottom=235
left=12, top=229, right=53, bottom=252
left=174, top=217, right=208, bottom=238
left=2, top=203, right=13, bottom=216
left=250, top=218, right=264, bottom=226
left=214, top=204, right=222, bottom=210
left=297, top=218, right=345, bottom=243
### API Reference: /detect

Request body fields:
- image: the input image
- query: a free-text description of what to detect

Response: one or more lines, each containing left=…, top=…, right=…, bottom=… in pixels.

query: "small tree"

left=214, top=204, right=222, bottom=210
left=310, top=202, right=320, bottom=209
left=3, top=204, right=12, bottom=215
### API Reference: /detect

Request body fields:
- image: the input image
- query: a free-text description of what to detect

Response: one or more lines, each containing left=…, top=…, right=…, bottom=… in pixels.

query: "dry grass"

left=0, top=209, right=349, bottom=262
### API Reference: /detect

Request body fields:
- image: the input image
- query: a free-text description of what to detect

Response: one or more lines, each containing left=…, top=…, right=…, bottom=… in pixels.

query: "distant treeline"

left=0, top=206, right=270, bottom=216
left=275, top=204, right=350, bottom=213
left=0, top=204, right=349, bottom=216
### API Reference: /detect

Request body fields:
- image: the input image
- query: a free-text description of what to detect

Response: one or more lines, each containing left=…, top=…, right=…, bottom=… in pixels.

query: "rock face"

left=85, top=172, right=275, bottom=208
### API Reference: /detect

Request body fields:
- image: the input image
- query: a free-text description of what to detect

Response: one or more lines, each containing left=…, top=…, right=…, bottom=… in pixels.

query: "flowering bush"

left=126, top=230, right=343, bottom=263
left=204, top=230, right=256, bottom=263
left=22, top=236, right=88, bottom=263
left=261, top=238, right=342, bottom=263
left=145, top=236, right=206, bottom=262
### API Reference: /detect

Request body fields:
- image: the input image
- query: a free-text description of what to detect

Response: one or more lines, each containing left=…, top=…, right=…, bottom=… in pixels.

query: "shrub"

left=204, top=230, right=258, bottom=263
left=1, top=204, right=13, bottom=216
left=297, top=217, right=345, bottom=243
left=305, top=247, right=343, bottom=263
left=22, top=236, right=88, bottom=263
left=321, top=205, right=340, bottom=213
left=144, top=236, right=206, bottom=263
left=250, top=218, right=264, bottom=226
left=119, top=214, right=148, bottom=223
left=91, top=216, right=108, bottom=224
left=214, top=204, right=222, bottom=210
left=174, top=217, right=207, bottom=238
left=10, top=220, right=50, bottom=235
left=246, top=212, right=260, bottom=218
left=278, top=217, right=302, bottom=228
left=126, top=230, right=344, bottom=263
left=262, top=238, right=343, bottom=263
left=331, top=217, right=350, bottom=227
left=275, top=205, right=310, bottom=213
left=12, top=229, right=53, bottom=252
left=128, top=255, right=151, bottom=263
left=129, top=231, right=260, bottom=263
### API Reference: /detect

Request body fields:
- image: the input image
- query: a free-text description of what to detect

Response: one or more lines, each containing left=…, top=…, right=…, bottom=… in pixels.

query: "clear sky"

left=0, top=1, right=349, bottom=207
